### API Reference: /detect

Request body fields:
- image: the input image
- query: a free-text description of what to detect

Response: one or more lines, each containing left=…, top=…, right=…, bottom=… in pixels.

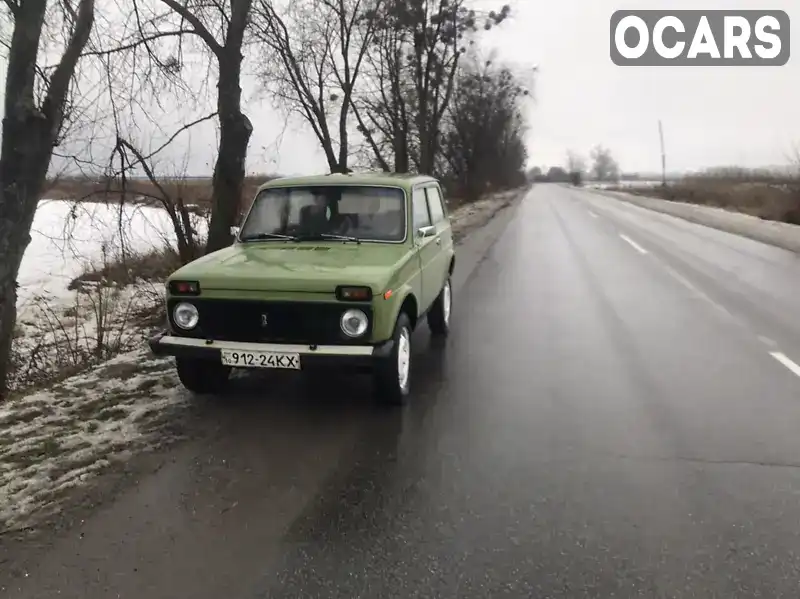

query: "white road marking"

left=770, top=352, right=800, bottom=379
left=619, top=234, right=648, bottom=254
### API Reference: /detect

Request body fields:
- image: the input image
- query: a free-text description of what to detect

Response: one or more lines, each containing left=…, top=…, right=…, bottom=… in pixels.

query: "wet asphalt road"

left=7, top=184, right=800, bottom=598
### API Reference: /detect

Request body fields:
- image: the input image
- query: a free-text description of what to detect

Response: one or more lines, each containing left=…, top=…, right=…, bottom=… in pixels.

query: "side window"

left=425, top=186, right=446, bottom=224
left=412, top=188, right=431, bottom=228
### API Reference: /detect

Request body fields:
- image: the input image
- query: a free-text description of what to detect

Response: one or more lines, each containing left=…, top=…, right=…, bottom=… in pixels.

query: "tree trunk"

left=0, top=188, right=41, bottom=400
left=0, top=122, right=51, bottom=400
left=205, top=51, right=253, bottom=254
left=335, top=101, right=349, bottom=173
left=0, top=0, right=94, bottom=399
left=394, top=140, right=409, bottom=173
left=0, top=0, right=51, bottom=399
left=393, top=119, right=409, bottom=173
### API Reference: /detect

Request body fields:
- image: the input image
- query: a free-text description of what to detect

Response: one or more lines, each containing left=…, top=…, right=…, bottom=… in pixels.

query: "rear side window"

left=425, top=186, right=446, bottom=224
left=412, top=188, right=431, bottom=228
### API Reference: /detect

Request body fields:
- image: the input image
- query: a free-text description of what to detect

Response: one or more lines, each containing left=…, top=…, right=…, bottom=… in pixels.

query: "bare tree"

left=355, top=0, right=510, bottom=174
left=590, top=145, right=620, bottom=182
left=166, top=0, right=253, bottom=253
left=566, top=150, right=586, bottom=176
left=440, top=55, right=530, bottom=202
left=0, top=0, right=96, bottom=400
left=110, top=119, right=215, bottom=264
left=566, top=150, right=586, bottom=186
left=789, top=143, right=800, bottom=176
left=788, top=143, right=800, bottom=224
left=111, top=0, right=255, bottom=254
left=253, top=0, right=384, bottom=173
left=352, top=14, right=411, bottom=172
left=546, top=166, right=570, bottom=183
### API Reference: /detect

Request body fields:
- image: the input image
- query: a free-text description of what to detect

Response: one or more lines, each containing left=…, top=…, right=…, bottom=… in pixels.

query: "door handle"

left=435, top=238, right=441, bottom=245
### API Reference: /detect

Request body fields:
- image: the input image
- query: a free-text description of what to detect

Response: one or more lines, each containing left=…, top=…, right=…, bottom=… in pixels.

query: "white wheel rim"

left=443, top=281, right=452, bottom=325
left=397, top=327, right=411, bottom=390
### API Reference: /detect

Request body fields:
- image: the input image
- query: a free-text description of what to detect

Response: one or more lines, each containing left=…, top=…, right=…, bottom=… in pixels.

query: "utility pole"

left=658, top=119, right=667, bottom=187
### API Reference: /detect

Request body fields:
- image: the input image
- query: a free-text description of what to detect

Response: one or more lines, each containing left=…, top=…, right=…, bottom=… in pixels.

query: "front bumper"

left=148, top=331, right=393, bottom=368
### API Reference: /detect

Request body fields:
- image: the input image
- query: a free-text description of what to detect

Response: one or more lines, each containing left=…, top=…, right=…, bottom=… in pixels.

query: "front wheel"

left=373, top=312, right=413, bottom=405
left=176, top=357, right=231, bottom=395
left=427, top=277, right=452, bottom=337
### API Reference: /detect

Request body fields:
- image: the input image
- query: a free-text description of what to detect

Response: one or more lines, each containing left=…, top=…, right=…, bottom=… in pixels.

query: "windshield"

left=239, top=185, right=406, bottom=242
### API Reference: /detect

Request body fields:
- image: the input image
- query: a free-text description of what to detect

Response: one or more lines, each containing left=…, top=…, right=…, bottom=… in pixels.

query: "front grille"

left=167, top=298, right=372, bottom=345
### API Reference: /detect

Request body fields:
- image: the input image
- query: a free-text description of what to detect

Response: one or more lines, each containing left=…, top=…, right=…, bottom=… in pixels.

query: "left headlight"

left=173, top=302, right=199, bottom=330
left=340, top=309, right=368, bottom=338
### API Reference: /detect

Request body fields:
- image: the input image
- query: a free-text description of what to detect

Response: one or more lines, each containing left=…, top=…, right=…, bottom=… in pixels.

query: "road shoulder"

left=585, top=187, right=800, bottom=254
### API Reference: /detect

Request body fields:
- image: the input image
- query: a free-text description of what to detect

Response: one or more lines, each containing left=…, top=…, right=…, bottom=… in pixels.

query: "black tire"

left=176, top=357, right=231, bottom=395
left=427, top=276, right=452, bottom=337
left=373, top=312, right=413, bottom=406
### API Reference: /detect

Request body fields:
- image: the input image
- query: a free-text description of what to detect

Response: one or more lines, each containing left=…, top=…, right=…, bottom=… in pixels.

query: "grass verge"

left=613, top=178, right=800, bottom=225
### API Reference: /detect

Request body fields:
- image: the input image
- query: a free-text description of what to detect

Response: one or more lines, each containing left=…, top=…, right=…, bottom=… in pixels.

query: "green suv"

left=148, top=172, right=456, bottom=404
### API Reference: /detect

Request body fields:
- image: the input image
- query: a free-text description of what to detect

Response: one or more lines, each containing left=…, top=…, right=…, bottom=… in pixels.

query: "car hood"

left=170, top=242, right=412, bottom=294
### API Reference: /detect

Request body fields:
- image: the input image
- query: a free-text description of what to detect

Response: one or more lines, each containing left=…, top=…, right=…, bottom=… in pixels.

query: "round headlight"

left=173, top=302, right=199, bottom=330
left=340, top=309, right=368, bottom=338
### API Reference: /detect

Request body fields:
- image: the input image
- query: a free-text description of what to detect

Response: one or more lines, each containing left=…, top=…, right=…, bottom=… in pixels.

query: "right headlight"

left=340, top=308, right=368, bottom=338
left=173, top=302, right=199, bottom=330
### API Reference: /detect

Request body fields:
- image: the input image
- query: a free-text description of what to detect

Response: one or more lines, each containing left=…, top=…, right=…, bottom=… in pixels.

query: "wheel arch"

left=398, top=292, right=419, bottom=330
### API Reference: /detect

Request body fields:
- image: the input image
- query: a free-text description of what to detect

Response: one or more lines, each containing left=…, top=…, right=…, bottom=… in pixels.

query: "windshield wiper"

left=296, top=233, right=361, bottom=244
left=239, top=232, right=298, bottom=242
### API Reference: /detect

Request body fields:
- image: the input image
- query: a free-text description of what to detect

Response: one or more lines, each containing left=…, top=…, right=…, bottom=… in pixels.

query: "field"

left=44, top=175, right=277, bottom=212
left=606, top=175, right=800, bottom=225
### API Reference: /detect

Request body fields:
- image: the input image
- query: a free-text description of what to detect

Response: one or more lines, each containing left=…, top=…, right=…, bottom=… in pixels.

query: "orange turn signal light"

left=169, top=280, right=201, bottom=295
left=336, top=285, right=371, bottom=301
left=384, top=289, right=393, bottom=300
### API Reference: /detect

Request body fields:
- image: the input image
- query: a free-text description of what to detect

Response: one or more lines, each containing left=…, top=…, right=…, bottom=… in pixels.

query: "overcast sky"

left=212, top=0, right=800, bottom=175
left=488, top=0, right=800, bottom=174
left=3, top=0, right=799, bottom=176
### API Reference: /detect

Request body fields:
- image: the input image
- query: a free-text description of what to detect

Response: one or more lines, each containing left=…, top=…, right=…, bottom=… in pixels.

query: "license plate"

left=220, top=350, right=301, bottom=370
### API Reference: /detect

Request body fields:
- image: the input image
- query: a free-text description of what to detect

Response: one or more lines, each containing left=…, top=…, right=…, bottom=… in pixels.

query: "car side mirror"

left=230, top=225, right=240, bottom=238
left=416, top=225, right=435, bottom=239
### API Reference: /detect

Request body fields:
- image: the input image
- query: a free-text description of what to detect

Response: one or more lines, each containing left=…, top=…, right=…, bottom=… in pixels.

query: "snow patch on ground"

left=583, top=180, right=663, bottom=190
left=449, top=189, right=522, bottom=242
left=0, top=349, right=186, bottom=530
left=11, top=281, right=166, bottom=392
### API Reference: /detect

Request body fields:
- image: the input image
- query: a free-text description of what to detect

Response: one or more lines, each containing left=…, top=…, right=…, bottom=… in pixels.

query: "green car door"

left=424, top=184, right=453, bottom=292
left=411, top=185, right=440, bottom=313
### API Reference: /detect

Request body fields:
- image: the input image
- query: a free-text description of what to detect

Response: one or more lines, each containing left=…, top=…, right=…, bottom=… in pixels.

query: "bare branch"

left=159, top=0, right=223, bottom=55
left=60, top=0, right=78, bottom=23
left=2, top=0, right=18, bottom=18
left=81, top=29, right=195, bottom=57
left=350, top=98, right=389, bottom=171
left=42, top=0, right=95, bottom=126
left=115, top=138, right=170, bottom=202
left=139, top=112, right=218, bottom=166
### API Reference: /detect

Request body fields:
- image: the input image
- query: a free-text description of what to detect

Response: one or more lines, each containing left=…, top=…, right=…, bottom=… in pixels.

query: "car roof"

left=256, top=171, right=437, bottom=193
